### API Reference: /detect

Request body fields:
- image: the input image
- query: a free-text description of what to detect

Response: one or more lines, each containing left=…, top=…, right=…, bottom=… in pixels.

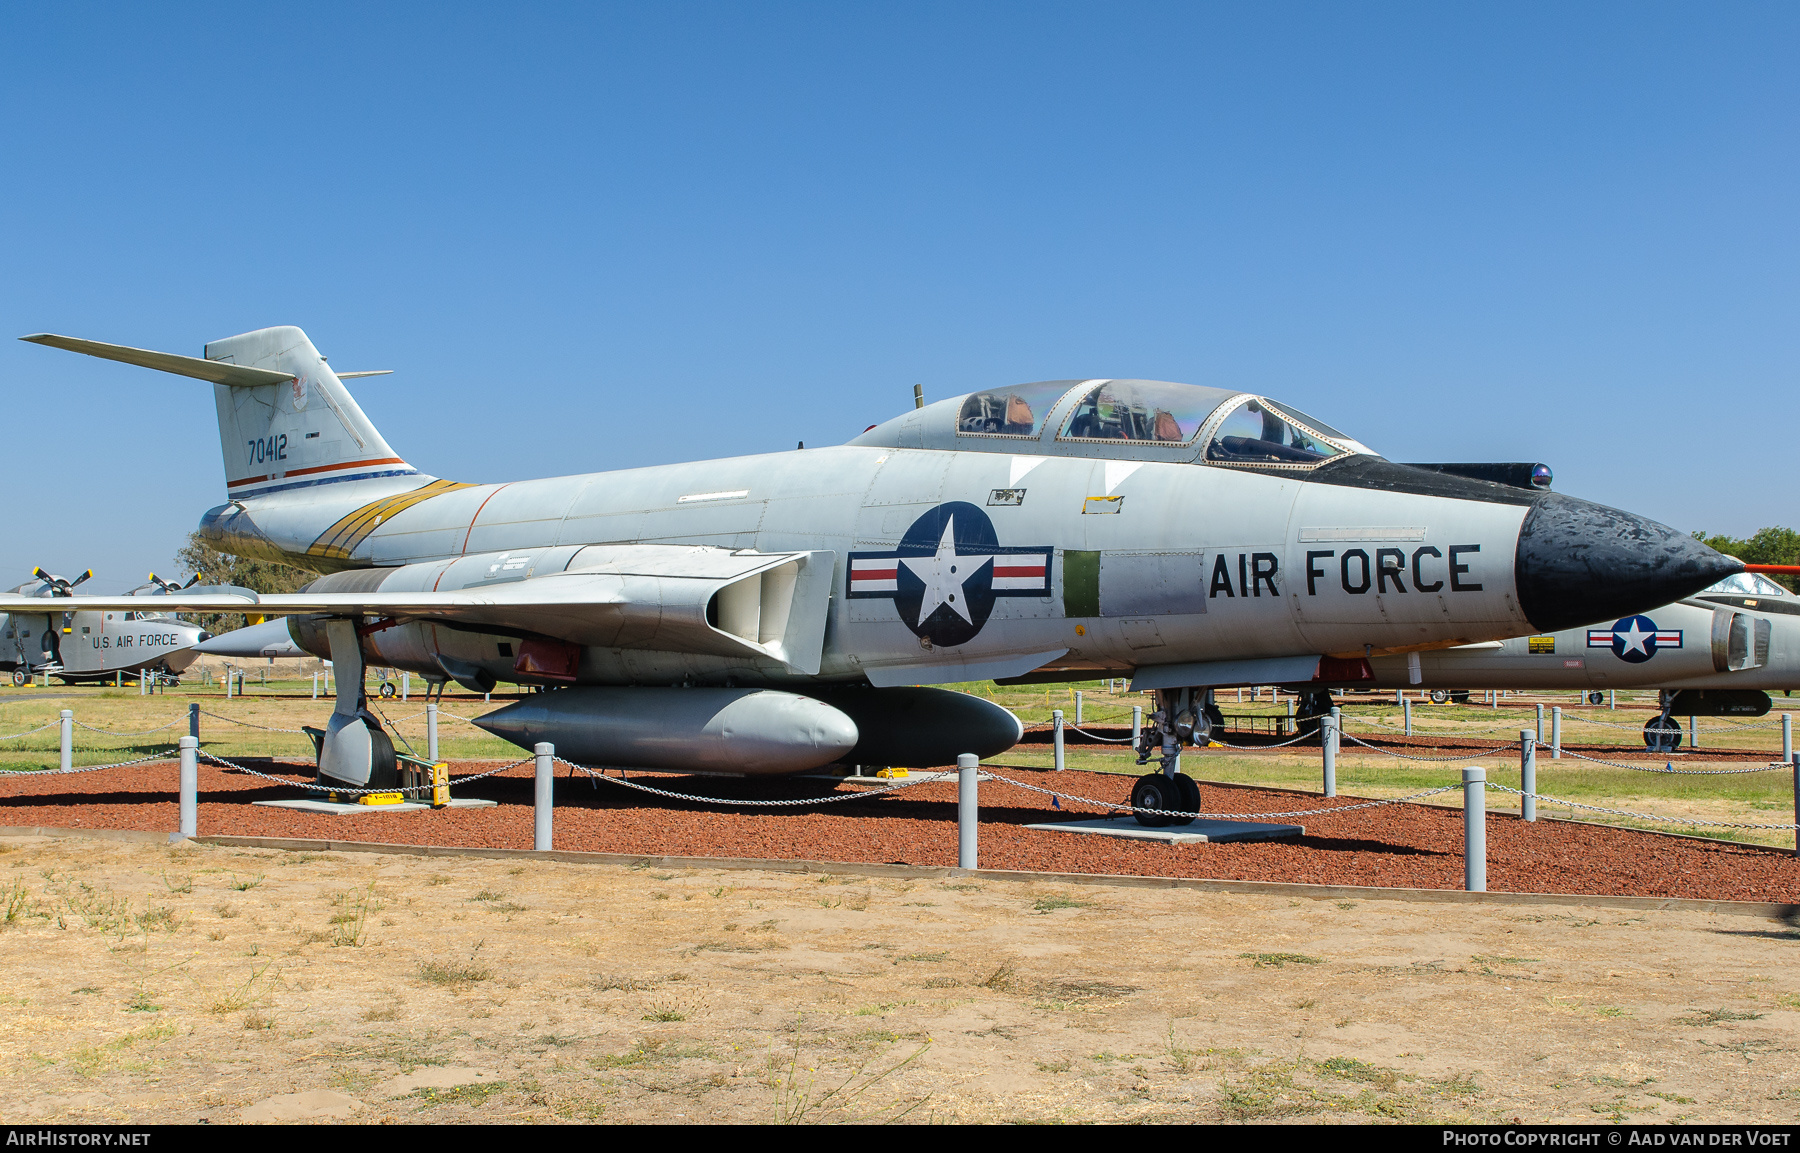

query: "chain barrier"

left=74, top=718, right=186, bottom=737
left=1552, top=747, right=1790, bottom=775
left=198, top=710, right=307, bottom=734
left=0, top=749, right=179, bottom=776
left=198, top=750, right=533, bottom=795
left=557, top=757, right=955, bottom=806
left=1486, top=783, right=1800, bottom=831
left=976, top=768, right=1463, bottom=821
left=1060, top=723, right=1135, bottom=743
left=0, top=721, right=61, bottom=741
left=1338, top=732, right=1498, bottom=762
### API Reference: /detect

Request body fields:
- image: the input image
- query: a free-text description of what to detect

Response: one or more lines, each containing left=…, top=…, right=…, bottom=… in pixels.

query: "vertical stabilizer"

left=203, top=326, right=420, bottom=499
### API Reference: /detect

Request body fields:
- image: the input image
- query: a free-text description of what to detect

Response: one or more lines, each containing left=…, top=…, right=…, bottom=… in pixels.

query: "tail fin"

left=20, top=326, right=423, bottom=500
left=202, top=326, right=420, bottom=499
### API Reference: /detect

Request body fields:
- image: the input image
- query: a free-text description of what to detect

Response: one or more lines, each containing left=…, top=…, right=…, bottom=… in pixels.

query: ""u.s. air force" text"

left=1207, top=546, right=1484, bottom=598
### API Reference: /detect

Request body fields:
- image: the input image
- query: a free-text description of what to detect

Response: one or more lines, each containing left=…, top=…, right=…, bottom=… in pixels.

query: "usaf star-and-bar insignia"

left=1586, top=615, right=1682, bottom=664
left=847, top=501, right=1054, bottom=648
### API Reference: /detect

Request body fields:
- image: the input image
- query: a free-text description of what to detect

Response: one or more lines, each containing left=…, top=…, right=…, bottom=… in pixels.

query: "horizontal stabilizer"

left=335, top=370, right=392, bottom=379
left=20, top=333, right=294, bottom=387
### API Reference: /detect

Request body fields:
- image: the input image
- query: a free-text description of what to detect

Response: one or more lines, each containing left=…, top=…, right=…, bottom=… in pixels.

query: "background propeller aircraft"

left=0, top=568, right=208, bottom=686
left=7, top=327, right=1743, bottom=823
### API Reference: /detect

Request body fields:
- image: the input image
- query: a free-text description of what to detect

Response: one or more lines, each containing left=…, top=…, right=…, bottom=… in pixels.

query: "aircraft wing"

left=0, top=547, right=836, bottom=676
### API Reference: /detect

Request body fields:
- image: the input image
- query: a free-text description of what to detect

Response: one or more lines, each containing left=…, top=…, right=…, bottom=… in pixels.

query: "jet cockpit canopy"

left=855, top=377, right=1376, bottom=469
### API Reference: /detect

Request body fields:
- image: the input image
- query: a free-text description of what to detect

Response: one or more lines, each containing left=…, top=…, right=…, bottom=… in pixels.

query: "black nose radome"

left=1514, top=494, right=1743, bottom=633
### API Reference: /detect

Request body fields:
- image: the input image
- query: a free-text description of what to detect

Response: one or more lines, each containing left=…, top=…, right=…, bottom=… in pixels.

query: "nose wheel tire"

left=1643, top=717, right=1682, bottom=752
left=379, top=682, right=397, bottom=699
left=1588, top=691, right=1606, bottom=705
left=1429, top=689, right=1449, bottom=704
left=1130, top=773, right=1200, bottom=828
left=9, top=670, right=23, bottom=686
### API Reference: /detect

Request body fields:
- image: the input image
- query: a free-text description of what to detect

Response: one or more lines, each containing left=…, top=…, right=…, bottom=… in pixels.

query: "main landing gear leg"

left=316, top=619, right=398, bottom=791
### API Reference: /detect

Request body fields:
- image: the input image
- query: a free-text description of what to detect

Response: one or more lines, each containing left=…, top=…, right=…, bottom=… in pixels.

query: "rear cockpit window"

left=956, top=381, right=1074, bottom=438
left=1057, top=380, right=1218, bottom=444
left=1702, top=572, right=1790, bottom=596
left=1205, top=398, right=1348, bottom=466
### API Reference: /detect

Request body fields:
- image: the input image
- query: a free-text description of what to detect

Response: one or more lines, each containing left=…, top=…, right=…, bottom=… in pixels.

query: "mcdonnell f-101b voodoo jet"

left=9, top=327, right=1741, bottom=822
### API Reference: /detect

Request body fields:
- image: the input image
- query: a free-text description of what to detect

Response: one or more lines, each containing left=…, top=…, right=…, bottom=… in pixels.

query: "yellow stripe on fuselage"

left=305, top=479, right=474, bottom=561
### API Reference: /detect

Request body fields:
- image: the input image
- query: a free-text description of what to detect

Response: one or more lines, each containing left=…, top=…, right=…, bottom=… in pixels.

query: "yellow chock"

left=430, top=762, right=450, bottom=809
left=874, top=767, right=909, bottom=779
left=358, top=791, right=406, bottom=806
left=1207, top=741, right=1225, bottom=749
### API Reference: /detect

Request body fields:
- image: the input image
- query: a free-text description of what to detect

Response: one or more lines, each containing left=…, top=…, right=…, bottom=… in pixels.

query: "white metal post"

left=1689, top=715, right=1698, bottom=749
left=1404, top=697, right=1413, bottom=736
left=402, top=672, right=410, bottom=701
left=312, top=672, right=319, bottom=699
left=534, top=742, right=554, bottom=851
left=178, top=735, right=198, bottom=840
left=1321, top=708, right=1337, bottom=797
left=957, top=753, right=978, bottom=869
left=1520, top=731, right=1536, bottom=823
left=1131, top=705, right=1142, bottom=746
left=1463, top=767, right=1487, bottom=891
left=1052, top=710, right=1065, bottom=771
left=1609, top=689, right=1616, bottom=710
left=1535, top=702, right=1544, bottom=741
left=188, top=702, right=199, bottom=740
left=1074, top=691, right=1083, bottom=725
left=59, top=709, right=72, bottom=773
left=427, top=702, right=439, bottom=762
left=1784, top=713, right=1793, bottom=762
left=1551, top=706, right=1562, bottom=760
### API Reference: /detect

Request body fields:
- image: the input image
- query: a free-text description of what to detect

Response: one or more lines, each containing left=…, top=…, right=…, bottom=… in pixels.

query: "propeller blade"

left=69, top=570, right=93, bottom=588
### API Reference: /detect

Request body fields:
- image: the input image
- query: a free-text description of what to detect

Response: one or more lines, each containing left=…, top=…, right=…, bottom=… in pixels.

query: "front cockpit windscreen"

left=956, top=381, right=1074, bottom=438
left=1701, top=573, right=1790, bottom=597
left=1058, top=380, right=1218, bottom=444
left=1205, top=398, right=1349, bottom=466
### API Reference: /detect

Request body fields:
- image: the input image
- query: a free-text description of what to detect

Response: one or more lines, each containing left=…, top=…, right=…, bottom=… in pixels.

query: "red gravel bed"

left=2, top=757, right=1796, bottom=903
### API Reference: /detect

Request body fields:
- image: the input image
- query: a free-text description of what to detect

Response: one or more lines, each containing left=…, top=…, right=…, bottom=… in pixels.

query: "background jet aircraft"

left=1319, top=568, right=1798, bottom=750
left=0, top=569, right=208, bottom=685
left=9, top=327, right=1740, bottom=823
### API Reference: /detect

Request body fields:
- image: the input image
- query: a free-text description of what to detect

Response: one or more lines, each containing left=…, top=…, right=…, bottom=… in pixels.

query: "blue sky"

left=2, top=2, right=1794, bottom=590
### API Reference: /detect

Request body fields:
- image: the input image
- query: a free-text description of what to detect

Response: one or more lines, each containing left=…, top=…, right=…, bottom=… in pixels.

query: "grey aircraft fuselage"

left=192, top=378, right=1729, bottom=696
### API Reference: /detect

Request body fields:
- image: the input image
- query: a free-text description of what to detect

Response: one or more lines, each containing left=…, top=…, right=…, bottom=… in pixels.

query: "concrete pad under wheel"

left=251, top=797, right=498, bottom=815
left=1023, top=817, right=1304, bottom=845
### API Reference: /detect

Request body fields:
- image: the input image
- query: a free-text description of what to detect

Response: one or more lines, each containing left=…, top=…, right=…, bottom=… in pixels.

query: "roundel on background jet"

left=846, top=501, right=1053, bottom=648
left=1586, top=615, right=1684, bottom=664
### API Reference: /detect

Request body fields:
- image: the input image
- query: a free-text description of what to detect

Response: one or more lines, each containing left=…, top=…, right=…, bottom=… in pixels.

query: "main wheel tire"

left=1588, top=691, right=1606, bottom=706
left=1130, top=773, right=1176, bottom=828
left=1202, top=703, right=1225, bottom=738
left=1171, top=773, right=1200, bottom=827
left=1429, top=689, right=1449, bottom=704
left=1644, top=717, right=1683, bottom=751
left=9, top=670, right=23, bottom=686
left=379, top=682, right=397, bottom=699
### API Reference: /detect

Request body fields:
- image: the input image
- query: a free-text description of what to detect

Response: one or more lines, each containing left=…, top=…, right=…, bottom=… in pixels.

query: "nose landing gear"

left=1130, top=687, right=1209, bottom=827
left=1644, top=691, right=1683, bottom=752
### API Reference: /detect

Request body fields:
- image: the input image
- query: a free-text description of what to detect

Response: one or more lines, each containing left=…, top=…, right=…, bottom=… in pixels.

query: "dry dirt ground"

left=1, top=833, right=1797, bottom=1126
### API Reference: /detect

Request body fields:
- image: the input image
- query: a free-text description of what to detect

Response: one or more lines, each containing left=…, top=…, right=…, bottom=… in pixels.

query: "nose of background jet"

left=1514, top=493, right=1744, bottom=633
